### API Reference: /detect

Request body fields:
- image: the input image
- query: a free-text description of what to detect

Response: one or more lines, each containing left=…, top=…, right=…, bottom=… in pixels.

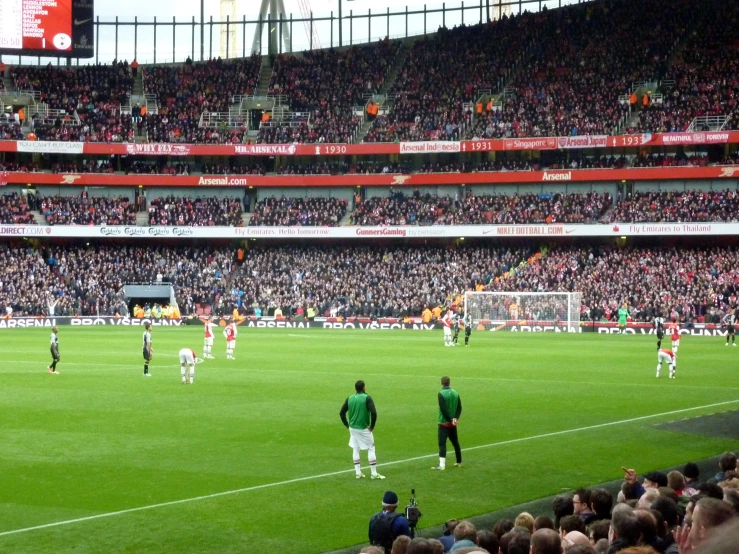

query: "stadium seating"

left=0, top=192, right=36, bottom=224
left=609, top=190, right=739, bottom=223
left=628, top=0, right=739, bottom=134
left=40, top=195, right=137, bottom=225
left=491, top=245, right=739, bottom=323
left=0, top=245, right=233, bottom=316
left=248, top=196, right=347, bottom=226
left=364, top=17, right=540, bottom=143
left=260, top=40, right=400, bottom=144
left=142, top=57, right=261, bottom=144
left=352, top=191, right=612, bottom=225
left=0, top=121, right=24, bottom=140
left=148, top=196, right=243, bottom=226
left=11, top=62, right=135, bottom=143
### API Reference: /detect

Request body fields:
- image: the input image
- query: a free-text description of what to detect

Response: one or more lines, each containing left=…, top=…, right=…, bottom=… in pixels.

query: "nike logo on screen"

left=74, top=19, right=92, bottom=26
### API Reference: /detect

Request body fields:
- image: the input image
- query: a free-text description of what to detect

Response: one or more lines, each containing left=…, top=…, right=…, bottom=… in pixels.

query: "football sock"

left=51, top=361, right=57, bottom=371
left=368, top=447, right=377, bottom=476
left=439, top=457, right=446, bottom=469
left=181, top=366, right=186, bottom=382
left=465, top=337, right=469, bottom=345
left=189, top=367, right=194, bottom=384
left=656, top=363, right=661, bottom=376
left=144, top=363, right=149, bottom=375
left=353, top=447, right=362, bottom=475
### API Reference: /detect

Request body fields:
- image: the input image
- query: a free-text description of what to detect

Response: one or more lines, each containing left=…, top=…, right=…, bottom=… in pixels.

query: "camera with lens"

left=405, top=489, right=422, bottom=533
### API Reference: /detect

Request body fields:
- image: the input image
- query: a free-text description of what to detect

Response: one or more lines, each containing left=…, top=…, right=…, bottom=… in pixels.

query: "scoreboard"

left=0, top=0, right=94, bottom=58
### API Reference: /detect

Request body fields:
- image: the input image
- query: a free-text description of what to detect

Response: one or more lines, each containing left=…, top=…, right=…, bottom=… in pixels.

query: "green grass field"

left=1, top=326, right=739, bottom=553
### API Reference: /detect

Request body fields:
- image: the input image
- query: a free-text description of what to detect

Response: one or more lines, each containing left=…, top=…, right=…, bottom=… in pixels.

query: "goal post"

left=463, top=291, right=582, bottom=332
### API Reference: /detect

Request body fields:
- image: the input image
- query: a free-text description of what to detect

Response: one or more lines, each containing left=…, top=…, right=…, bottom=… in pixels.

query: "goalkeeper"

left=463, top=313, right=472, bottom=347
left=618, top=303, right=629, bottom=334
left=452, top=313, right=461, bottom=345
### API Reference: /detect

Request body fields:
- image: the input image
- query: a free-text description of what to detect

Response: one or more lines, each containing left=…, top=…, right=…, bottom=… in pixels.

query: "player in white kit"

left=224, top=322, right=237, bottom=359
left=203, top=317, right=216, bottom=358
left=657, top=348, right=676, bottom=379
left=179, top=348, right=197, bottom=384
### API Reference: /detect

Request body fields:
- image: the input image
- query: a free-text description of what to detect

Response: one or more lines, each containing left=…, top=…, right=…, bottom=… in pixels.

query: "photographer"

left=369, top=491, right=411, bottom=554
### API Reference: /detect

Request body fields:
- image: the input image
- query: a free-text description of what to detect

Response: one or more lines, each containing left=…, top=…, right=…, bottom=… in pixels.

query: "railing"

left=688, top=115, right=730, bottom=132
left=260, top=111, right=311, bottom=128
left=1, top=89, right=41, bottom=102
left=660, top=79, right=676, bottom=93
left=631, top=81, right=646, bottom=93
left=199, top=112, right=232, bottom=128
left=0, top=0, right=588, bottom=65
left=144, top=93, right=159, bottom=115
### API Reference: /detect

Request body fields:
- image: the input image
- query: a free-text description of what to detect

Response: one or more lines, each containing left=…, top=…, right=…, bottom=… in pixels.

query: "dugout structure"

left=464, top=291, right=583, bottom=332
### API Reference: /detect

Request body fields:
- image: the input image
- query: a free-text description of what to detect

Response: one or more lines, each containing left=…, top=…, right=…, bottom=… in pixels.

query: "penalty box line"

left=1, top=398, right=738, bottom=539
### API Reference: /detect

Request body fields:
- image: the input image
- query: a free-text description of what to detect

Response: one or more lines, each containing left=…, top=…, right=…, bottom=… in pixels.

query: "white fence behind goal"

left=464, top=292, right=582, bottom=332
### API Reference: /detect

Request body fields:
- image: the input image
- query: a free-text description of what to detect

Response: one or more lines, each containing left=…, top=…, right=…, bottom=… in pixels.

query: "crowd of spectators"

left=0, top=120, right=24, bottom=141
left=365, top=16, right=539, bottom=143
left=249, top=196, right=347, bottom=226
left=148, top=196, right=243, bottom=226
left=0, top=193, right=36, bottom=224
left=627, top=0, right=739, bottom=135
left=142, top=56, right=261, bottom=144
left=365, top=458, right=739, bottom=554
left=1, top=241, right=738, bottom=322
left=227, top=244, right=530, bottom=319
left=352, top=191, right=613, bottom=226
left=51, top=159, right=114, bottom=173
left=492, top=245, right=739, bottom=323
left=11, top=61, right=135, bottom=143
left=0, top=244, right=234, bottom=316
left=261, top=40, right=400, bottom=144
left=277, top=161, right=413, bottom=175
left=201, top=163, right=266, bottom=175
left=0, top=160, right=42, bottom=172
left=609, top=190, right=739, bottom=223
left=126, top=161, right=191, bottom=175
left=40, top=195, right=137, bottom=226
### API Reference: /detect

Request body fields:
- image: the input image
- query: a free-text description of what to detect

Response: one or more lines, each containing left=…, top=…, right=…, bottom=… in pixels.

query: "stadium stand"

left=0, top=193, right=36, bottom=224
left=261, top=40, right=400, bottom=144
left=353, top=191, right=613, bottom=225
left=142, top=56, right=261, bottom=144
left=148, top=196, right=243, bottom=226
left=248, top=196, right=347, bottom=226
left=11, top=61, right=135, bottom=143
left=2, top=242, right=737, bottom=323
left=40, top=195, right=137, bottom=225
left=628, top=0, right=739, bottom=133
left=0, top=245, right=232, bottom=316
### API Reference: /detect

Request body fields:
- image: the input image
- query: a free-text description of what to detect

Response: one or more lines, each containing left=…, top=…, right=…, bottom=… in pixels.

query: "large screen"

left=0, top=0, right=94, bottom=58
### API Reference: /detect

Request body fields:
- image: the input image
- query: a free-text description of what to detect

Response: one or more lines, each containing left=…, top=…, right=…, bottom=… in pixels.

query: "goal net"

left=464, top=291, right=582, bottom=332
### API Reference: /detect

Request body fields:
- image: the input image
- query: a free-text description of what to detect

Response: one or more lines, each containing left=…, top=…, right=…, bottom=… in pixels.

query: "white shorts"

left=179, top=350, right=194, bottom=365
left=348, top=428, right=374, bottom=450
left=227, top=340, right=236, bottom=349
left=658, top=352, right=674, bottom=364
left=672, top=339, right=680, bottom=347
left=443, top=327, right=452, bottom=337
left=204, top=338, right=213, bottom=346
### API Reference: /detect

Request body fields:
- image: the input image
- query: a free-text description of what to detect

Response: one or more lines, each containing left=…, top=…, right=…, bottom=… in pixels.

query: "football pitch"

left=1, top=327, right=738, bottom=553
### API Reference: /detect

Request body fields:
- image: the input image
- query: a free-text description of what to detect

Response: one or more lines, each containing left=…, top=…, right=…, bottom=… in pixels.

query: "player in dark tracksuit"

left=432, top=376, right=462, bottom=470
left=654, top=317, right=665, bottom=351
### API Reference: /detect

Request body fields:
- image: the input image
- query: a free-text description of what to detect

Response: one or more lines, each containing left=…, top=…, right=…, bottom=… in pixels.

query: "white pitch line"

left=1, top=398, right=738, bottom=539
